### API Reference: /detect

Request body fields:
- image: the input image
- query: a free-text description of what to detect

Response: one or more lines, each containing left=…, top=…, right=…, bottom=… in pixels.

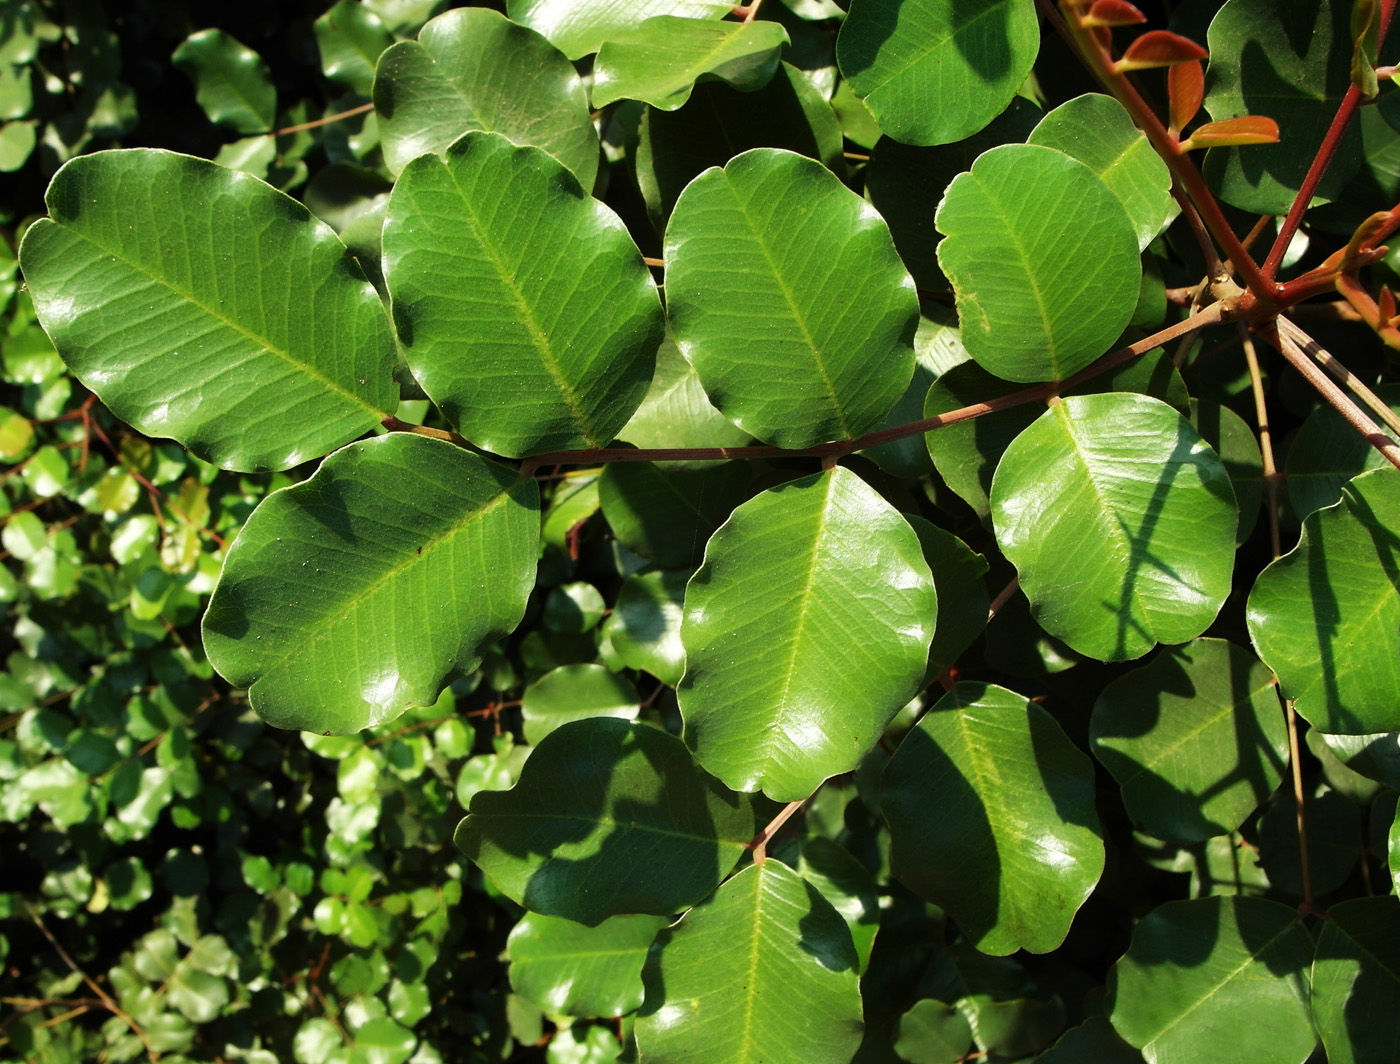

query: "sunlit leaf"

left=20, top=149, right=397, bottom=472
left=383, top=131, right=663, bottom=457
left=1248, top=467, right=1400, bottom=733
left=679, top=467, right=935, bottom=801
left=881, top=682, right=1104, bottom=955
left=991, top=393, right=1237, bottom=661
left=507, top=0, right=735, bottom=60
left=203, top=434, right=539, bottom=733
left=634, top=861, right=863, bottom=1064
left=508, top=912, right=667, bottom=1018
left=172, top=29, right=276, bottom=134
left=522, top=664, right=640, bottom=744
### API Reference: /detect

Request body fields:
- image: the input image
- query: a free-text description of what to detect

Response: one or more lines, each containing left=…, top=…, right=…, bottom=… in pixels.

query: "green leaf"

left=601, top=568, right=689, bottom=686
left=1191, top=399, right=1264, bottom=544
left=598, top=460, right=749, bottom=569
left=1311, top=897, right=1400, bottom=1064
left=1257, top=790, right=1360, bottom=897
left=172, top=29, right=276, bottom=134
left=373, top=7, right=599, bottom=186
left=1038, top=1017, right=1146, bottom=1064
left=905, top=515, right=989, bottom=675
left=1284, top=385, right=1400, bottom=519
left=383, top=131, right=663, bottom=457
left=1106, top=897, right=1316, bottom=1064
left=615, top=337, right=752, bottom=451
left=634, top=861, right=863, bottom=1064
left=836, top=0, right=1039, bottom=146
left=679, top=467, right=935, bottom=801
left=522, top=664, right=640, bottom=745
left=593, top=18, right=789, bottom=111
left=991, top=393, right=1237, bottom=661
left=881, top=682, right=1104, bottom=955
left=1314, top=730, right=1400, bottom=790
left=315, top=0, right=394, bottom=97
left=509, top=912, right=668, bottom=1018
left=1203, top=0, right=1361, bottom=213
left=456, top=717, right=755, bottom=925
left=202, top=434, right=539, bottom=733
left=508, top=0, right=735, bottom=60
left=635, top=63, right=844, bottom=226
left=1027, top=94, right=1175, bottom=251
left=1090, top=639, right=1288, bottom=842
left=665, top=148, right=917, bottom=448
left=935, top=143, right=1142, bottom=383
left=19, top=149, right=397, bottom=472
left=865, top=98, right=1042, bottom=291
left=1247, top=467, right=1400, bottom=733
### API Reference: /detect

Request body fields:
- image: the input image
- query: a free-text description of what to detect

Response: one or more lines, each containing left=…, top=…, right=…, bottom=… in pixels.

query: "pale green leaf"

left=507, top=0, right=735, bottom=60
left=509, top=912, right=667, bottom=1018
left=172, top=29, right=276, bottom=134
left=522, top=664, right=640, bottom=744
left=600, top=568, right=689, bottom=686
left=315, top=0, right=394, bottom=96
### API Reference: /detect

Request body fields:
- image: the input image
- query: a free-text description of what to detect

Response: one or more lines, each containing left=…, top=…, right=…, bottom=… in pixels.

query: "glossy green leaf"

left=785, top=836, right=880, bottom=973
left=935, top=143, right=1141, bottom=383
left=1191, top=399, right=1264, bottom=544
left=172, top=30, right=276, bottom=134
left=679, top=467, right=935, bottom=801
left=665, top=148, right=917, bottom=448
left=601, top=568, right=689, bottom=686
left=1039, top=1017, right=1146, bottom=1064
left=522, top=664, right=640, bottom=745
left=373, top=8, right=599, bottom=186
left=593, top=18, right=789, bottom=110
left=991, top=393, right=1237, bottom=661
left=1106, top=897, right=1316, bottom=1064
left=893, top=999, right=972, bottom=1064
left=315, top=0, right=394, bottom=96
left=203, top=434, right=539, bottom=733
left=598, top=461, right=748, bottom=569
left=865, top=98, right=1042, bottom=291
left=634, top=860, right=863, bottom=1064
left=881, top=682, right=1104, bottom=955
left=382, top=131, right=663, bottom=457
left=19, top=149, right=397, bottom=472
left=1315, top=730, right=1400, bottom=790
left=635, top=63, right=844, bottom=226
left=1257, top=790, right=1361, bottom=897
left=456, top=717, right=755, bottom=925
left=905, top=515, right=989, bottom=675
left=1311, top=897, right=1400, bottom=1064
left=1027, top=94, right=1175, bottom=251
left=508, top=912, right=668, bottom=1018
left=1247, top=467, right=1400, bottom=733
left=1203, top=0, right=1361, bottom=213
left=1284, top=385, right=1400, bottom=519
left=508, top=0, right=735, bottom=60
left=1090, top=639, right=1288, bottom=843
left=836, top=0, right=1038, bottom=145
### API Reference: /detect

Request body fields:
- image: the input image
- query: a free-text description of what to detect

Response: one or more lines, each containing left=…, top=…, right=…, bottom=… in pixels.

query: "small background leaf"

left=508, top=912, right=667, bottom=1018
left=172, top=29, right=275, bottom=134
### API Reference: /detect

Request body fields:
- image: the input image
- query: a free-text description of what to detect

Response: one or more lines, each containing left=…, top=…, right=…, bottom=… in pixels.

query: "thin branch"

left=1266, top=322, right=1400, bottom=470
left=1236, top=323, right=1281, bottom=559
left=1276, top=315, right=1400, bottom=440
left=272, top=102, right=374, bottom=137
left=1282, top=694, right=1316, bottom=916
left=986, top=575, right=1020, bottom=623
left=380, top=415, right=469, bottom=447
left=749, top=799, right=805, bottom=863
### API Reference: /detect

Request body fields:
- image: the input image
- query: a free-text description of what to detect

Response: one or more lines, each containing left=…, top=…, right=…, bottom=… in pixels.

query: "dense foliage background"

left=1, top=1, right=1398, bottom=1063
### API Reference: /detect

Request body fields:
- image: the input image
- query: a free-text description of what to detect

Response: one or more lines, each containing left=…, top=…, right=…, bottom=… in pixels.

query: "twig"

left=986, top=576, right=1020, bottom=623
left=749, top=799, right=805, bottom=863
left=1281, top=694, right=1316, bottom=916
left=1236, top=323, right=1281, bottom=559
left=272, top=102, right=374, bottom=138
left=1276, top=315, right=1400, bottom=440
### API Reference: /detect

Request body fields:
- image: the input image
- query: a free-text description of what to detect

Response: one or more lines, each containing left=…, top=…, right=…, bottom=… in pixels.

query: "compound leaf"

left=1107, top=897, right=1316, bottom=1064
left=881, top=682, right=1104, bottom=955
left=635, top=861, right=863, bottom=1064
left=19, top=149, right=397, bottom=472
left=456, top=717, right=755, bottom=926
left=935, top=144, right=1141, bottom=383
left=592, top=17, right=789, bottom=111
left=991, top=393, right=1237, bottom=661
left=202, top=434, right=538, bottom=733
left=373, top=7, right=598, bottom=186
left=679, top=467, right=936, bottom=801
left=665, top=148, right=918, bottom=448
left=1247, top=467, right=1400, bottom=733
left=383, top=131, right=663, bottom=457
left=836, top=0, right=1039, bottom=145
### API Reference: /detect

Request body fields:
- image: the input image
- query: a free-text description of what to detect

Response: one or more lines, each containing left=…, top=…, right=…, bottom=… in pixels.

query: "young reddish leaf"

left=1169, top=59, right=1204, bottom=130
left=1180, top=115, right=1280, bottom=151
left=1380, top=285, right=1397, bottom=323
left=1114, top=30, right=1208, bottom=72
left=1081, top=0, right=1146, bottom=27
